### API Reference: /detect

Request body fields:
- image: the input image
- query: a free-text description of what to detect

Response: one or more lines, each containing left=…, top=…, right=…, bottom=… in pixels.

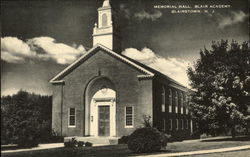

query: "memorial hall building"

left=50, top=0, right=193, bottom=139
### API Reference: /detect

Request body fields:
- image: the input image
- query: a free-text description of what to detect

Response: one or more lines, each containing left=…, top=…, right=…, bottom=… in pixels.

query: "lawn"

left=187, top=150, right=250, bottom=157
left=2, top=136, right=250, bottom=157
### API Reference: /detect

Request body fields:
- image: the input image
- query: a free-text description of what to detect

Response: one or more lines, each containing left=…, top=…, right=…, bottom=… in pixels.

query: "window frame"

left=181, top=119, right=184, bottom=130
left=102, top=13, right=108, bottom=27
left=180, top=93, right=183, bottom=114
left=169, top=119, right=172, bottom=130
left=163, top=118, right=166, bottom=132
left=125, top=106, right=134, bottom=128
left=175, top=91, right=178, bottom=113
left=169, top=89, right=172, bottom=113
left=68, top=108, right=76, bottom=128
left=176, top=119, right=179, bottom=130
left=161, top=86, right=166, bottom=112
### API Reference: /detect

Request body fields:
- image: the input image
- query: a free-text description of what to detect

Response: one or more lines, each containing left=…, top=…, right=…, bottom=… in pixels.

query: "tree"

left=1, top=90, right=52, bottom=146
left=187, top=40, right=250, bottom=138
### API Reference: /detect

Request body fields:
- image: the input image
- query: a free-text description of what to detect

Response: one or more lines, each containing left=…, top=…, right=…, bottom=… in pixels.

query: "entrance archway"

left=84, top=77, right=116, bottom=137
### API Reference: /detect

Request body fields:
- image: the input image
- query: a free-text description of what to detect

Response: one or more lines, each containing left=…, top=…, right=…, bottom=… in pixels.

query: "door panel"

left=98, top=106, right=110, bottom=136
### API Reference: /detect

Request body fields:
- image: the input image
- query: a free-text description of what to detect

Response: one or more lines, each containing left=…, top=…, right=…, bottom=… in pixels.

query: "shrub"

left=64, top=138, right=77, bottom=148
left=142, top=115, right=152, bottom=128
left=164, top=134, right=173, bottom=142
left=118, top=135, right=129, bottom=144
left=77, top=141, right=85, bottom=147
left=85, top=141, right=93, bottom=147
left=14, top=135, right=39, bottom=148
left=200, top=133, right=211, bottom=139
left=128, top=127, right=167, bottom=153
left=49, top=130, right=64, bottom=143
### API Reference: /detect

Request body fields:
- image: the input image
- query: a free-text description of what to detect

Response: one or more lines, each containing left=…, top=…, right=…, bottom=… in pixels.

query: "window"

left=176, top=119, right=179, bottom=130
left=161, top=86, right=166, bottom=112
left=180, top=93, right=183, bottom=114
left=68, top=108, right=76, bottom=127
left=183, top=94, right=186, bottom=114
left=102, top=13, right=108, bottom=26
left=186, top=119, right=189, bottom=129
left=125, top=106, right=133, bottom=127
left=163, top=118, right=166, bottom=131
left=175, top=91, right=178, bottom=113
left=181, top=119, right=184, bottom=130
left=169, top=119, right=172, bottom=130
left=169, top=89, right=172, bottom=113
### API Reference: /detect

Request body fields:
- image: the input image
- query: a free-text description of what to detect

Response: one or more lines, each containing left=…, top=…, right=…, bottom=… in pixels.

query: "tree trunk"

left=231, top=126, right=236, bottom=139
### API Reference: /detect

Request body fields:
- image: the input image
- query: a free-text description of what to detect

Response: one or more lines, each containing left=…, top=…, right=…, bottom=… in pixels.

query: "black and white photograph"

left=1, top=0, right=250, bottom=156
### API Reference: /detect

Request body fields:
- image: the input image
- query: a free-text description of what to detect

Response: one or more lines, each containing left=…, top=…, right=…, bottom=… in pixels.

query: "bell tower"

left=93, top=0, right=121, bottom=53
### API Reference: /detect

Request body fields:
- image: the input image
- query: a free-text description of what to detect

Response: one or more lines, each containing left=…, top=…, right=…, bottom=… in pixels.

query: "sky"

left=1, top=0, right=249, bottom=96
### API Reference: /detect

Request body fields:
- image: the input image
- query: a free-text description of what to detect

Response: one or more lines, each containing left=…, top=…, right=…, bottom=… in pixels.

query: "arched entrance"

left=84, top=76, right=116, bottom=137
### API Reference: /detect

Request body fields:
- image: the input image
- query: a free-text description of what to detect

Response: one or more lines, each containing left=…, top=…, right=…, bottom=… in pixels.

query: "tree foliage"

left=1, top=90, right=52, bottom=146
left=187, top=40, right=250, bottom=137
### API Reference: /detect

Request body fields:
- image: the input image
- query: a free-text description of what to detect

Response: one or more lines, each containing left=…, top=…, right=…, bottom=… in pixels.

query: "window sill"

left=125, top=126, right=134, bottom=128
left=68, top=126, right=76, bottom=128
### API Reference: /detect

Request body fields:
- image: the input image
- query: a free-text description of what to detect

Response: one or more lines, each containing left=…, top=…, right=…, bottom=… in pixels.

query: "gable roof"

left=49, top=44, right=154, bottom=83
left=49, top=44, right=188, bottom=90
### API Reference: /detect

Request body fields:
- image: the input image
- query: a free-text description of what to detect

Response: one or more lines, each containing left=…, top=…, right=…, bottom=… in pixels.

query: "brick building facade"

left=50, top=0, right=193, bottom=139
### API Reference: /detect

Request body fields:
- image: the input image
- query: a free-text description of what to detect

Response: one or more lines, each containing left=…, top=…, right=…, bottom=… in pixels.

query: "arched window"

left=102, top=13, right=108, bottom=27
left=169, top=89, right=172, bottom=113
left=161, top=86, right=165, bottom=112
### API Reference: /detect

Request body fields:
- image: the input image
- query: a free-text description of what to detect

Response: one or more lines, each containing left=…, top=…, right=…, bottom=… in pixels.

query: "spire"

left=102, top=0, right=110, bottom=7
left=92, top=0, right=121, bottom=52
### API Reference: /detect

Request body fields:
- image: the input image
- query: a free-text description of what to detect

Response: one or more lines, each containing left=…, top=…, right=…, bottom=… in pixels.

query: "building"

left=49, top=0, right=192, bottom=139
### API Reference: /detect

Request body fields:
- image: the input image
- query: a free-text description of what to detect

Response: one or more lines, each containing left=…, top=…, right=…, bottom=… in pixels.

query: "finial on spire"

left=102, top=0, right=110, bottom=7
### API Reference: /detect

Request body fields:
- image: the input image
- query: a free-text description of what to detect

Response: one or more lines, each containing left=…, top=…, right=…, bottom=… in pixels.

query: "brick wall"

left=52, top=49, right=153, bottom=137
left=152, top=76, right=191, bottom=140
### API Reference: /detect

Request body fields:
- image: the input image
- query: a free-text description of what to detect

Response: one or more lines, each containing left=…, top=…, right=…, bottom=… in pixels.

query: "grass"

left=187, top=150, right=250, bottom=157
left=2, top=136, right=250, bottom=157
left=166, top=136, right=250, bottom=153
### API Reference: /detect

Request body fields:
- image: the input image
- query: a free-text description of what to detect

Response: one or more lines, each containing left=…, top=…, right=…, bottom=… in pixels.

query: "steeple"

left=102, top=0, right=110, bottom=7
left=92, top=0, right=121, bottom=53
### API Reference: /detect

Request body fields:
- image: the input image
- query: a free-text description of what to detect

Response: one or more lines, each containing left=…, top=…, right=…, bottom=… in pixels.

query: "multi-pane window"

left=69, top=108, right=76, bottom=127
left=161, top=86, right=166, bottom=112
left=175, top=91, right=178, bottom=113
left=125, top=106, right=133, bottom=127
left=180, top=93, right=183, bottom=114
left=176, top=119, right=179, bottom=130
left=170, top=119, right=173, bottom=130
left=181, top=119, right=184, bottom=130
left=169, top=89, right=172, bottom=113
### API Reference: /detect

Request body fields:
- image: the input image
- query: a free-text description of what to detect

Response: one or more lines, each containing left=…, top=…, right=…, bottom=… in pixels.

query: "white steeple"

left=92, top=0, right=121, bottom=53
left=102, top=0, right=110, bottom=7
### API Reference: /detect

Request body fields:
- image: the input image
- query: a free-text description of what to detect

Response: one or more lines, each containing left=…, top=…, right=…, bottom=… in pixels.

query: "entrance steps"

left=64, top=136, right=119, bottom=145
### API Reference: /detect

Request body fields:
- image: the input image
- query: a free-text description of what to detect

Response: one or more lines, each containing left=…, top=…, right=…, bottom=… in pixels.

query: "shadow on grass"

left=129, top=149, right=177, bottom=156
left=201, top=136, right=250, bottom=142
